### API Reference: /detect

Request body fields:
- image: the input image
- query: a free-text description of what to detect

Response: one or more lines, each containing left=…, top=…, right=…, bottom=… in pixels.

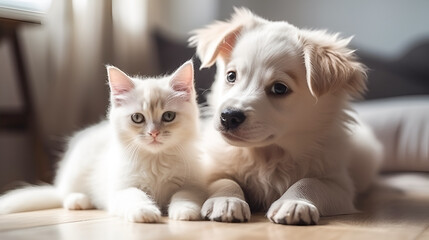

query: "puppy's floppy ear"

left=188, top=7, right=260, bottom=68
left=300, top=30, right=367, bottom=99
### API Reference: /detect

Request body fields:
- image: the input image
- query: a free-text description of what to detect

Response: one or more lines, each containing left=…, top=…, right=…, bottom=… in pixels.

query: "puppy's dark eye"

left=131, top=113, right=145, bottom=123
left=270, top=82, right=290, bottom=96
left=226, top=71, right=236, bottom=83
left=162, top=111, right=176, bottom=122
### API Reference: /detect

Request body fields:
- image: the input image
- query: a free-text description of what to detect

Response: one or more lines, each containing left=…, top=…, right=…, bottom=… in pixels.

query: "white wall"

left=226, top=0, right=429, bottom=59
left=153, top=0, right=219, bottom=41
left=159, top=0, right=429, bottom=59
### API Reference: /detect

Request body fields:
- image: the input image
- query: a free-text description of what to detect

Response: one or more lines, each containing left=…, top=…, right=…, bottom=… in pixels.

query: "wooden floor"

left=1, top=173, right=429, bottom=240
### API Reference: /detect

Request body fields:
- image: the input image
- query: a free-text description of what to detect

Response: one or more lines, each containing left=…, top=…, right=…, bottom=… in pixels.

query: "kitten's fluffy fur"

left=0, top=60, right=205, bottom=222
left=189, top=8, right=383, bottom=225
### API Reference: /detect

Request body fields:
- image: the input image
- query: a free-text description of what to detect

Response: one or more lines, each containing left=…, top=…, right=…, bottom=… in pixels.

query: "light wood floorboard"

left=1, top=173, right=429, bottom=240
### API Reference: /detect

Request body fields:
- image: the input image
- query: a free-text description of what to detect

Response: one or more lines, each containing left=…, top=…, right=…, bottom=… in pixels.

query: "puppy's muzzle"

left=220, top=108, right=246, bottom=130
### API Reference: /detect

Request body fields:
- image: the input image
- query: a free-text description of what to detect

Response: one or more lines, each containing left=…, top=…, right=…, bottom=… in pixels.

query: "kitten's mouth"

left=149, top=139, right=162, bottom=145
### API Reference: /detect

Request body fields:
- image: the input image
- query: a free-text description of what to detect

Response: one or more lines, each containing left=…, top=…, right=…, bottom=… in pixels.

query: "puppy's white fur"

left=190, top=8, right=383, bottom=225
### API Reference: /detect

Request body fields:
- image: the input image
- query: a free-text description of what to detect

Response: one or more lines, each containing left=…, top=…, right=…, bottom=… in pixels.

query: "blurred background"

left=0, top=0, right=428, bottom=191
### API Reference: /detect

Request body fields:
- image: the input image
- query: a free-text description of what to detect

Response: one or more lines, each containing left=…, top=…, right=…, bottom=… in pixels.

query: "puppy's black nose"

left=220, top=109, right=246, bottom=130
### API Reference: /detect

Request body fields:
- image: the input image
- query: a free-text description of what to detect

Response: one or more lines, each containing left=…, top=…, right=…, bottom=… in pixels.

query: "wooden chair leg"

left=10, top=28, right=52, bottom=183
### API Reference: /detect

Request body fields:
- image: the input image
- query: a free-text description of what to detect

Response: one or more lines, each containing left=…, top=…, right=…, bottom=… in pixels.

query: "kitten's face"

left=107, top=61, right=198, bottom=153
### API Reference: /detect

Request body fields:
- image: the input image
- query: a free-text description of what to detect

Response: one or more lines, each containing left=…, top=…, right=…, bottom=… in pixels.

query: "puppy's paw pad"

left=169, top=203, right=201, bottom=221
left=63, top=193, right=92, bottom=210
left=126, top=204, right=162, bottom=223
left=267, top=199, right=319, bottom=225
left=201, top=197, right=251, bottom=222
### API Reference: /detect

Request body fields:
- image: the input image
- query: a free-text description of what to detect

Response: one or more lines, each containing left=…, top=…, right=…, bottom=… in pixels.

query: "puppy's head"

left=189, top=8, right=367, bottom=147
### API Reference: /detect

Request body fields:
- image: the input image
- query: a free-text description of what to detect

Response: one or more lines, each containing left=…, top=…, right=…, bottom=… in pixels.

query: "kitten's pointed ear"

left=106, top=66, right=134, bottom=106
left=169, top=60, right=195, bottom=98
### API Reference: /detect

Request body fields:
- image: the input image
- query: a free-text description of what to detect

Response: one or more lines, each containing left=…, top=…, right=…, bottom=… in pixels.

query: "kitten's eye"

left=226, top=71, right=236, bottom=84
left=162, top=111, right=176, bottom=122
left=270, top=82, right=291, bottom=96
left=131, top=113, right=145, bottom=124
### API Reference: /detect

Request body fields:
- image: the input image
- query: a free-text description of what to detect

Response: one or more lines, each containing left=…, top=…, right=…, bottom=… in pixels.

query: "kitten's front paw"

left=125, top=204, right=162, bottom=223
left=168, top=201, right=201, bottom=221
left=63, top=193, right=93, bottom=210
left=201, top=197, right=251, bottom=222
left=267, top=199, right=319, bottom=225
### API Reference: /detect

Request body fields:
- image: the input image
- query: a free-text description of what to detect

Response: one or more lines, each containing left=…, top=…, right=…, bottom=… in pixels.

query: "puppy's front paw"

left=201, top=197, right=251, bottom=222
left=168, top=201, right=201, bottom=221
left=267, top=199, right=319, bottom=225
left=63, top=193, right=93, bottom=210
left=125, top=204, right=162, bottom=223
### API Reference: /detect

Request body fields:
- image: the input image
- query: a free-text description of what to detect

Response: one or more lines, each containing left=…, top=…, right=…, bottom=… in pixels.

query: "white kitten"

left=0, top=60, right=206, bottom=222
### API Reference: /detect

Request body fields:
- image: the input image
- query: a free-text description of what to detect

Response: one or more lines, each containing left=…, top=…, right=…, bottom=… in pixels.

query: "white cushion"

left=354, top=96, right=429, bottom=172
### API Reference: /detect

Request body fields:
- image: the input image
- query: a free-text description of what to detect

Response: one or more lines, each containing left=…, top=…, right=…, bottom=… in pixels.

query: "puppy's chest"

left=240, top=158, right=298, bottom=210
left=219, top=147, right=302, bottom=210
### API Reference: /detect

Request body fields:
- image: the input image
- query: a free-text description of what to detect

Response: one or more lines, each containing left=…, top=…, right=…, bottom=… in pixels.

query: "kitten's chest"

left=142, top=159, right=187, bottom=208
left=115, top=155, right=187, bottom=206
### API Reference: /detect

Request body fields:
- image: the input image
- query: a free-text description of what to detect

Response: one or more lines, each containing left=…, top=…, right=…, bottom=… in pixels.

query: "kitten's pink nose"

left=149, top=130, right=160, bottom=138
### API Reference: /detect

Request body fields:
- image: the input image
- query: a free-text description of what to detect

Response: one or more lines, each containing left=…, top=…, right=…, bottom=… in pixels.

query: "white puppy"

left=189, top=8, right=383, bottom=225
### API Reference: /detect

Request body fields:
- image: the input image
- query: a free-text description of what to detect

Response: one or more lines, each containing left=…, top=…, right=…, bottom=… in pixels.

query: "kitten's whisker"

left=122, top=137, right=143, bottom=164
